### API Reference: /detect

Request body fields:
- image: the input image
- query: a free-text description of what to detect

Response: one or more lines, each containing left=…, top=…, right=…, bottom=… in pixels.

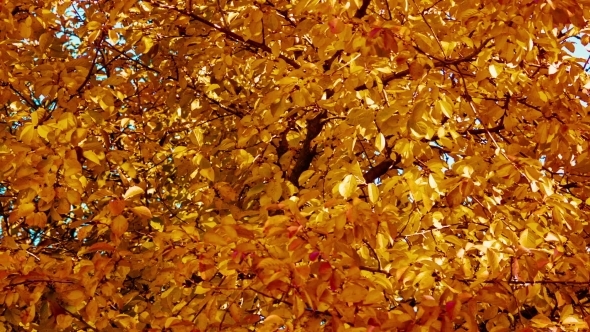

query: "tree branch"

left=354, top=38, right=493, bottom=91
left=150, top=2, right=300, bottom=69
left=354, top=0, right=372, bottom=19
left=0, top=82, right=37, bottom=109
left=363, top=152, right=401, bottom=183
left=76, top=44, right=100, bottom=94
left=288, top=112, right=327, bottom=187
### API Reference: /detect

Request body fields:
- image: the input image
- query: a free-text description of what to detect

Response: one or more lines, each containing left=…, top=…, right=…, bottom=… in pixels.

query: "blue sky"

left=571, top=38, right=590, bottom=64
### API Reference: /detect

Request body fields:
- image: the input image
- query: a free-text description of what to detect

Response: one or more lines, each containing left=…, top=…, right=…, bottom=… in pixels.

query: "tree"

left=1, top=0, right=590, bottom=330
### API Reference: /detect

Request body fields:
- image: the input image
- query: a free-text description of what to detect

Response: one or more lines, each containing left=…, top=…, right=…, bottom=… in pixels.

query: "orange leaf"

left=109, top=199, right=126, bottom=216
left=85, top=242, right=116, bottom=253
left=328, top=18, right=344, bottom=34
left=512, top=258, right=520, bottom=281
left=319, top=262, right=332, bottom=281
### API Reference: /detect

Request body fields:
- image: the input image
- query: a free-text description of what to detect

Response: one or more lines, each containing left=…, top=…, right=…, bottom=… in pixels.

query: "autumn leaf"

left=109, top=199, right=126, bottom=216
left=367, top=183, right=379, bottom=203
left=123, top=186, right=144, bottom=200
left=339, top=174, right=357, bottom=199
left=111, top=215, right=128, bottom=236
left=328, top=18, right=345, bottom=35
left=340, top=284, right=368, bottom=303
left=62, top=290, right=85, bottom=306
left=131, top=205, right=152, bottom=219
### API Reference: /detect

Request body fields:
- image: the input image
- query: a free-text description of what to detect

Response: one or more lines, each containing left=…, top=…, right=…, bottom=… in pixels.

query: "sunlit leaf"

left=367, top=183, right=379, bottom=203
left=123, top=186, right=144, bottom=200
left=338, top=175, right=357, bottom=199
left=131, top=206, right=152, bottom=219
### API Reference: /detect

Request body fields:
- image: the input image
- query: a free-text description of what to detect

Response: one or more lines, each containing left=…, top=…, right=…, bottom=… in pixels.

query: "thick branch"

left=466, top=123, right=504, bottom=136
left=362, top=117, right=502, bottom=184
left=354, top=0, right=372, bottom=19
left=288, top=112, right=327, bottom=187
left=364, top=152, right=401, bottom=183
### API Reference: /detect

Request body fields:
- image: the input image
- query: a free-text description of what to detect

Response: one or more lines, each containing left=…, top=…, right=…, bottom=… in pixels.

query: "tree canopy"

left=2, top=0, right=590, bottom=330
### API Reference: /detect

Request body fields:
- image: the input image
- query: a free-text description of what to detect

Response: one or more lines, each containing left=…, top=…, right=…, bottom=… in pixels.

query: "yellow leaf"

left=428, top=174, right=437, bottom=189
left=266, top=180, right=283, bottom=202
left=26, top=212, right=47, bottom=228
left=111, top=215, right=128, bottom=236
left=63, top=289, right=85, bottom=306
left=257, top=258, right=284, bottom=269
left=21, top=16, right=32, bottom=39
left=108, top=29, right=119, bottom=44
left=340, top=284, right=368, bottom=303
left=367, top=183, right=379, bottom=203
left=165, top=317, right=180, bottom=328
left=409, top=61, right=425, bottom=79
left=66, top=190, right=81, bottom=205
left=489, top=63, right=503, bottom=78
left=143, top=36, right=154, bottom=53
left=131, top=206, right=152, bottom=219
left=83, top=150, right=101, bottom=165
left=544, top=232, right=561, bottom=242
left=487, top=248, right=499, bottom=276
left=519, top=229, right=537, bottom=248
left=436, top=99, right=453, bottom=118
left=56, top=315, right=74, bottom=329
left=263, top=315, right=284, bottom=327
left=150, top=219, right=164, bottom=231
left=87, top=21, right=102, bottom=30
left=37, top=125, right=52, bottom=140
left=204, top=231, right=227, bottom=246
left=229, top=303, right=242, bottom=323
left=85, top=242, right=116, bottom=253
left=339, top=174, right=357, bottom=199
left=292, top=90, right=306, bottom=107
left=20, top=123, right=37, bottom=145
left=293, top=295, right=305, bottom=318
left=17, top=203, right=36, bottom=219
left=531, top=314, right=553, bottom=327
left=375, top=132, right=386, bottom=152
left=562, top=316, right=586, bottom=326
left=123, top=186, right=144, bottom=200
left=199, top=168, right=215, bottom=181
left=298, top=170, right=315, bottom=184
left=86, top=299, right=98, bottom=323
left=215, top=183, right=237, bottom=201
left=364, top=289, right=385, bottom=304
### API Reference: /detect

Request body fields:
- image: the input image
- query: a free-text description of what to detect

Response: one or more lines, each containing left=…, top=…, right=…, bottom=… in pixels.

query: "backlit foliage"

left=2, top=0, right=590, bottom=330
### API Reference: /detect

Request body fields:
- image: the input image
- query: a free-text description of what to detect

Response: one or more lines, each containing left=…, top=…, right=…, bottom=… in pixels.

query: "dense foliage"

left=2, top=0, right=590, bottom=330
